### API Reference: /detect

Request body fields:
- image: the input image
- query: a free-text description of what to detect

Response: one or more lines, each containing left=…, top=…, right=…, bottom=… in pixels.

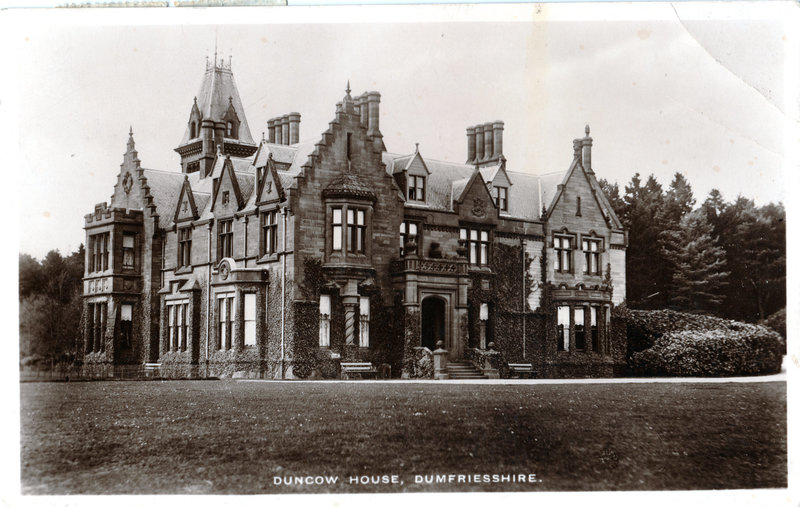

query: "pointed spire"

left=127, top=126, right=136, bottom=151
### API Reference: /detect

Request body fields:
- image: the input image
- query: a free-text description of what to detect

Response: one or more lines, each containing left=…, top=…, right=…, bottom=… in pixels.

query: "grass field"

left=20, top=380, right=786, bottom=494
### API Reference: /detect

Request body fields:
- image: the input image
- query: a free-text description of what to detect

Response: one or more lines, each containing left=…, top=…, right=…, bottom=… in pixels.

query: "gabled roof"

left=544, top=156, right=623, bottom=229
left=173, top=176, right=199, bottom=223
left=179, top=63, right=255, bottom=146
left=140, top=168, right=185, bottom=223
left=383, top=151, right=564, bottom=220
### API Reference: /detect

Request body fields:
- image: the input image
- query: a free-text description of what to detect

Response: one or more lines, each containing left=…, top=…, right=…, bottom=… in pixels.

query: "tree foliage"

left=19, top=246, right=85, bottom=362
left=611, top=168, right=784, bottom=322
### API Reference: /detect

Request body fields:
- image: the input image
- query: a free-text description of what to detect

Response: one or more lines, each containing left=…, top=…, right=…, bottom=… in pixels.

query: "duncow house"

left=81, top=57, right=628, bottom=379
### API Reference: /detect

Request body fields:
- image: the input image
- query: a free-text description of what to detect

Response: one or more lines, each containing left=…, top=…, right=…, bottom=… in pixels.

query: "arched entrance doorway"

left=421, top=297, right=446, bottom=350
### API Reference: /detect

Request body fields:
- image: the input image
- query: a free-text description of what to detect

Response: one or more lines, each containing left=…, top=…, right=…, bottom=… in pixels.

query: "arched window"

left=226, top=121, right=234, bottom=138
left=190, top=122, right=197, bottom=139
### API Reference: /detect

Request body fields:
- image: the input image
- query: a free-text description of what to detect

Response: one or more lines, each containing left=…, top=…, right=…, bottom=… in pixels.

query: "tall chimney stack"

left=483, top=122, right=494, bottom=161
left=288, top=112, right=301, bottom=145
left=358, top=94, right=368, bottom=127
left=492, top=121, right=504, bottom=160
left=281, top=115, right=290, bottom=146
left=274, top=117, right=283, bottom=145
left=366, top=91, right=381, bottom=137
left=475, top=124, right=485, bottom=162
left=267, top=118, right=276, bottom=144
left=466, top=126, right=476, bottom=163
left=581, top=124, right=593, bottom=173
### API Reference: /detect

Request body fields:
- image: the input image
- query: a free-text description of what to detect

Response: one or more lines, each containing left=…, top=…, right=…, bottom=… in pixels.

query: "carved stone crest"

left=122, top=172, right=133, bottom=194
left=471, top=197, right=486, bottom=218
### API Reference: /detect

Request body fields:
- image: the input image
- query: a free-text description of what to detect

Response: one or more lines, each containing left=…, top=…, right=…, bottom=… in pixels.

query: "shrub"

left=629, top=311, right=784, bottom=376
left=759, top=308, right=786, bottom=339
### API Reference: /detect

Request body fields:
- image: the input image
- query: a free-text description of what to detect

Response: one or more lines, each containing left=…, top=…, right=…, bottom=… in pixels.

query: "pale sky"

left=7, top=3, right=796, bottom=259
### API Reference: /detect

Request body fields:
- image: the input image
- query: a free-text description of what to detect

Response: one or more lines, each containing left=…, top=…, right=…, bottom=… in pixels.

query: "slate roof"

left=179, top=65, right=255, bottom=146
left=140, top=169, right=186, bottom=224
left=383, top=152, right=566, bottom=221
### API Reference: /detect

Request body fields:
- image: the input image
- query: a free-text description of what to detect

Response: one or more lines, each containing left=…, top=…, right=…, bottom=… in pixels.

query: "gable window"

left=178, top=227, right=192, bottom=267
left=218, top=219, right=233, bottom=259
left=494, top=186, right=508, bottom=211
left=582, top=238, right=601, bottom=275
left=557, top=305, right=569, bottom=351
left=399, top=221, right=419, bottom=256
left=460, top=227, right=490, bottom=266
left=346, top=132, right=353, bottom=160
left=347, top=208, right=366, bottom=254
left=243, top=293, right=256, bottom=346
left=122, top=233, right=135, bottom=269
left=554, top=236, right=572, bottom=273
left=358, top=296, right=370, bottom=348
left=331, top=208, right=343, bottom=251
left=217, top=293, right=235, bottom=350
left=576, top=196, right=582, bottom=217
left=319, top=295, right=331, bottom=347
left=408, top=175, right=425, bottom=202
left=222, top=191, right=230, bottom=205
left=226, top=121, right=234, bottom=138
left=261, top=210, right=278, bottom=256
left=190, top=122, right=197, bottom=139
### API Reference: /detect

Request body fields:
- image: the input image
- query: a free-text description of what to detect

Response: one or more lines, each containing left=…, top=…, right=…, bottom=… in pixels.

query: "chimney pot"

left=288, top=112, right=301, bottom=145
left=475, top=124, right=485, bottom=162
left=366, top=91, right=381, bottom=137
left=483, top=122, right=494, bottom=161
left=466, top=126, right=476, bottom=164
left=281, top=115, right=290, bottom=146
left=274, top=117, right=283, bottom=145
left=581, top=125, right=593, bottom=172
left=267, top=118, right=276, bottom=144
left=492, top=121, right=504, bottom=161
left=358, top=94, right=368, bottom=127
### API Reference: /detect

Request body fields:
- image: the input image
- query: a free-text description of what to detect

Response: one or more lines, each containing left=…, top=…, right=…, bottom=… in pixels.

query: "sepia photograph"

left=5, top=2, right=795, bottom=503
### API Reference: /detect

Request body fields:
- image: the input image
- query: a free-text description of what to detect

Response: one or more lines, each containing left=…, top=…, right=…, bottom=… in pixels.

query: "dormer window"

left=190, top=122, right=197, bottom=139
left=494, top=186, right=508, bottom=211
left=408, top=175, right=425, bottom=202
left=226, top=121, right=235, bottom=138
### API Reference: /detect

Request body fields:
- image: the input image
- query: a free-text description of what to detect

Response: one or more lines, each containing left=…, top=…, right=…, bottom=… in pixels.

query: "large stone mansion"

left=82, top=57, right=628, bottom=379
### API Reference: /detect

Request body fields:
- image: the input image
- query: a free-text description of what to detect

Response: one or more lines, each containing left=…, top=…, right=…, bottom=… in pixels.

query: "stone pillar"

left=569, top=304, right=576, bottom=352
left=604, top=304, right=611, bottom=354
left=343, top=296, right=358, bottom=346
left=401, top=303, right=421, bottom=378
left=433, top=340, right=449, bottom=380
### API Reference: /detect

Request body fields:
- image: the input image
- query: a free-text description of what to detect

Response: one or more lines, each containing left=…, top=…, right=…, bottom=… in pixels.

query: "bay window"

left=347, top=208, right=366, bottom=254
left=122, top=233, right=135, bottom=269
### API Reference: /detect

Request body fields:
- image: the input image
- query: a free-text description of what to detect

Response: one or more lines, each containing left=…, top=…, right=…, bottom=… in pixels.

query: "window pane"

left=480, top=231, right=488, bottom=242
left=400, top=222, right=405, bottom=234
left=470, top=230, right=478, bottom=241
left=590, top=306, right=598, bottom=326
left=460, top=228, right=467, bottom=240
left=347, top=209, right=354, bottom=224
left=333, top=226, right=342, bottom=250
left=123, top=235, right=134, bottom=248
left=357, top=210, right=364, bottom=225
left=332, top=208, right=341, bottom=224
left=121, top=304, right=133, bottom=321
left=574, top=308, right=585, bottom=328
left=409, top=223, right=417, bottom=235
left=359, top=296, right=370, bottom=317
left=480, top=243, right=488, bottom=265
left=557, top=305, right=569, bottom=326
left=320, top=295, right=331, bottom=316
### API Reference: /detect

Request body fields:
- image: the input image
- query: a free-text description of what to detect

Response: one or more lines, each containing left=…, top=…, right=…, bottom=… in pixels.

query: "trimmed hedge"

left=629, top=309, right=784, bottom=377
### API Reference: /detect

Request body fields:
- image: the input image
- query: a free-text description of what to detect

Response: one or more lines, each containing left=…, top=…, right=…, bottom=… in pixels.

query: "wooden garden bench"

left=508, top=363, right=535, bottom=378
left=340, top=362, right=377, bottom=379
left=143, top=362, right=161, bottom=377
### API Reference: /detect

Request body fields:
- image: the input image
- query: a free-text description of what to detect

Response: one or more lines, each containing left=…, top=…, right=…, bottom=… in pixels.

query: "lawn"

left=20, top=380, right=786, bottom=494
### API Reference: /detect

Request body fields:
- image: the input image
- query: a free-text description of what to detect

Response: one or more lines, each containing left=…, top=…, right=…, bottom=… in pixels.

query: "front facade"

left=81, top=59, right=628, bottom=379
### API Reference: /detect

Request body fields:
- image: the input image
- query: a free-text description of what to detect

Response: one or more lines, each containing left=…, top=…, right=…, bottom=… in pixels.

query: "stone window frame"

left=319, top=294, right=332, bottom=348
left=358, top=296, right=370, bottom=348
left=242, top=291, right=258, bottom=348
left=555, top=302, right=609, bottom=354
left=177, top=226, right=192, bottom=268
left=346, top=208, right=367, bottom=254
left=88, top=232, right=110, bottom=273
left=260, top=208, right=279, bottom=257
left=217, top=218, right=234, bottom=260
left=459, top=225, right=491, bottom=266
left=581, top=234, right=603, bottom=276
left=216, top=292, right=236, bottom=351
left=165, top=299, right=190, bottom=352
left=326, top=202, right=373, bottom=261
left=399, top=220, right=421, bottom=257
left=86, top=301, right=107, bottom=353
left=553, top=232, right=575, bottom=274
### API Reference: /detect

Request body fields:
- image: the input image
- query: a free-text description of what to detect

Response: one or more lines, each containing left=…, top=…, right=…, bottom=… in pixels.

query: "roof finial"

left=214, top=28, right=218, bottom=68
left=129, top=125, right=133, bottom=136
left=346, top=80, right=351, bottom=96
left=415, top=142, right=419, bottom=153
left=229, top=96, right=233, bottom=105
left=262, top=131, right=266, bottom=142
left=585, top=124, right=590, bottom=136
left=229, top=54, right=232, bottom=69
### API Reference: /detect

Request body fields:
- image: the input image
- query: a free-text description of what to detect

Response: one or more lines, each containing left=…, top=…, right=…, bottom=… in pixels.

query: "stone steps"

left=446, top=361, right=487, bottom=380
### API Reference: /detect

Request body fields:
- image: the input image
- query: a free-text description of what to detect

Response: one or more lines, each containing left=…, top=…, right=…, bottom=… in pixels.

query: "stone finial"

left=415, top=142, right=419, bottom=153
left=346, top=80, right=351, bottom=96
left=585, top=124, right=590, bottom=136
left=229, top=96, right=233, bottom=105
